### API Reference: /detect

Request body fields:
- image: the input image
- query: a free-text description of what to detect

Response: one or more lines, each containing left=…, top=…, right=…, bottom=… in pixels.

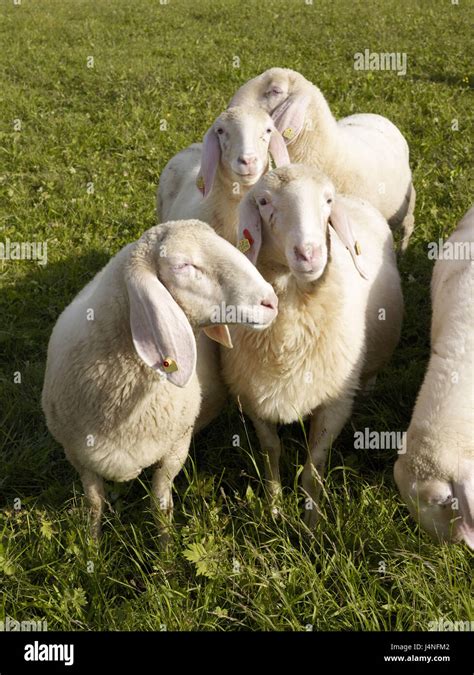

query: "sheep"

left=157, top=107, right=289, bottom=431
left=228, top=67, right=416, bottom=250
left=42, top=219, right=278, bottom=540
left=220, top=164, right=403, bottom=526
left=157, top=105, right=290, bottom=244
left=394, top=206, right=474, bottom=548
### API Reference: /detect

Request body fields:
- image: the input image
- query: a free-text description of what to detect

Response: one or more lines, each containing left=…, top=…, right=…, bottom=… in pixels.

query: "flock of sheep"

left=41, top=68, right=473, bottom=549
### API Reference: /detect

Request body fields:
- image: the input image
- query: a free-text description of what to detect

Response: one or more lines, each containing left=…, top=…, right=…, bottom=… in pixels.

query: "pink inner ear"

left=127, top=268, right=197, bottom=387
left=238, top=195, right=262, bottom=265
left=269, top=129, right=290, bottom=166
left=203, top=324, right=233, bottom=349
left=271, top=94, right=311, bottom=142
left=329, top=202, right=368, bottom=280
left=200, top=128, right=221, bottom=196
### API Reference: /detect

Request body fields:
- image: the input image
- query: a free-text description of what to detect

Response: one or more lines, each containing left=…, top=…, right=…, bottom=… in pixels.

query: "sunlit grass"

left=0, top=0, right=472, bottom=631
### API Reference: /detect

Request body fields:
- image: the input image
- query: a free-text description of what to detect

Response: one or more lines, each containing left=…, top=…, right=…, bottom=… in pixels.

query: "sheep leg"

left=400, top=184, right=416, bottom=252
left=151, top=440, right=190, bottom=546
left=301, top=400, right=352, bottom=529
left=251, top=417, right=282, bottom=513
left=79, top=467, right=105, bottom=541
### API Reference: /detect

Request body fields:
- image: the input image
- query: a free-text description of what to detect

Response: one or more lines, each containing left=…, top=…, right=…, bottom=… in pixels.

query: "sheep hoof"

left=303, top=504, right=321, bottom=530
left=270, top=504, right=282, bottom=519
left=154, top=509, right=173, bottom=549
left=266, top=483, right=282, bottom=518
left=158, top=527, right=172, bottom=549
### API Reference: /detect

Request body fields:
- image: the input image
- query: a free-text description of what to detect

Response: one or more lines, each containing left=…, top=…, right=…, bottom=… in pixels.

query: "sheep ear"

left=271, top=94, right=311, bottom=143
left=203, top=325, right=233, bottom=349
left=329, top=202, right=369, bottom=280
left=238, top=194, right=262, bottom=265
left=269, top=129, right=290, bottom=167
left=453, top=466, right=474, bottom=549
left=200, top=127, right=220, bottom=196
left=127, top=268, right=197, bottom=387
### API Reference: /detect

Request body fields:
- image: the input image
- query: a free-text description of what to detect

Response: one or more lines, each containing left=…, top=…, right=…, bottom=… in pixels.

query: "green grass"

left=0, top=0, right=473, bottom=631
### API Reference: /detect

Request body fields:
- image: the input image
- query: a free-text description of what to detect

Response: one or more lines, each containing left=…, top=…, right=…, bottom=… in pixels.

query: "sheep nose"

left=238, top=154, right=258, bottom=166
left=260, top=290, right=278, bottom=311
left=294, top=244, right=315, bottom=263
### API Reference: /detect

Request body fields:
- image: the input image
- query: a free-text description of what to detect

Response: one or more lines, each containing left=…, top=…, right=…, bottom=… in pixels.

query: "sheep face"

left=127, top=220, right=278, bottom=387
left=152, top=221, right=278, bottom=332
left=394, top=459, right=474, bottom=549
left=209, top=107, right=277, bottom=185
left=199, top=106, right=290, bottom=198
left=239, top=166, right=335, bottom=283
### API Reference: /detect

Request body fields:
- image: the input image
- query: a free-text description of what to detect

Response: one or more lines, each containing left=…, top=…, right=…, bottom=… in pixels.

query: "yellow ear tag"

left=283, top=127, right=294, bottom=140
left=196, top=176, right=205, bottom=191
left=354, top=241, right=362, bottom=256
left=237, top=238, right=251, bottom=253
left=162, top=357, right=178, bottom=373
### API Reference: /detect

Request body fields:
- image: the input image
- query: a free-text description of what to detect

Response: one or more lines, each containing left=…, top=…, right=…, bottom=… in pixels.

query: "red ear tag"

left=162, top=357, right=178, bottom=373
left=243, top=228, right=254, bottom=246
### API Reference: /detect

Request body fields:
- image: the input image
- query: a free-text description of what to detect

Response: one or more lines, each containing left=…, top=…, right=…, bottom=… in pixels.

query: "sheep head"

left=200, top=106, right=289, bottom=196
left=228, top=68, right=313, bottom=145
left=394, top=455, right=474, bottom=549
left=238, top=164, right=366, bottom=283
left=125, top=220, right=278, bottom=386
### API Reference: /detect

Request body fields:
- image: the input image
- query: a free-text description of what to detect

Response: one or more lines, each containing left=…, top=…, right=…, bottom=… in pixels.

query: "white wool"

left=221, top=165, right=403, bottom=524
left=42, top=219, right=277, bottom=539
left=229, top=68, right=416, bottom=249
left=394, top=206, right=474, bottom=547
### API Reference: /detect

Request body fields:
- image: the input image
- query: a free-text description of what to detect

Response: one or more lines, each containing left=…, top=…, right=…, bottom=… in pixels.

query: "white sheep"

left=42, top=220, right=278, bottom=540
left=229, top=68, right=415, bottom=250
left=157, top=106, right=289, bottom=431
left=394, top=206, right=474, bottom=548
left=157, top=105, right=290, bottom=244
left=221, top=164, right=403, bottom=525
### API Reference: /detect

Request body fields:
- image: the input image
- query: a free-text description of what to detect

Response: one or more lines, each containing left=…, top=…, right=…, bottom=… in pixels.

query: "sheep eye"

left=326, top=198, right=333, bottom=204
left=216, top=128, right=224, bottom=135
left=271, top=86, right=283, bottom=95
left=258, top=198, right=268, bottom=206
left=266, top=127, right=272, bottom=134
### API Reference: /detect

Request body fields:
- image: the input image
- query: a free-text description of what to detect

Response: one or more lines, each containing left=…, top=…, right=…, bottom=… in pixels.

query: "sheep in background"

left=394, top=207, right=474, bottom=548
left=228, top=67, right=415, bottom=249
left=42, top=220, right=278, bottom=540
left=158, top=107, right=289, bottom=431
left=221, top=164, right=403, bottom=525
left=157, top=105, right=290, bottom=243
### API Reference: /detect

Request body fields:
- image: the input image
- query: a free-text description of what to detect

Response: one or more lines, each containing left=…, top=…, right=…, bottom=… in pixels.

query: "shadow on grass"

left=0, top=250, right=110, bottom=505
left=411, top=71, right=472, bottom=89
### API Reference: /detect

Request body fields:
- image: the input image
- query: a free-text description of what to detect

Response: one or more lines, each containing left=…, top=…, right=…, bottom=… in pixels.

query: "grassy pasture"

left=0, top=0, right=472, bottom=631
